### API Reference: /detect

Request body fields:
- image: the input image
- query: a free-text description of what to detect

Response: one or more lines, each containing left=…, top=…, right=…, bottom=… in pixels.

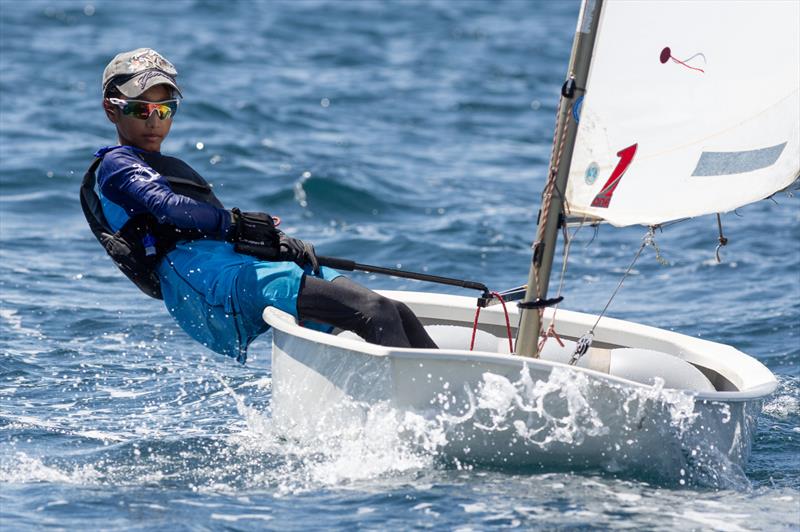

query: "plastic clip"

left=562, top=77, right=576, bottom=98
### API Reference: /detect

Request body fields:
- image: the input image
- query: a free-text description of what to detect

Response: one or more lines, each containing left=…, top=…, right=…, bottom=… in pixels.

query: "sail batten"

left=564, top=1, right=800, bottom=227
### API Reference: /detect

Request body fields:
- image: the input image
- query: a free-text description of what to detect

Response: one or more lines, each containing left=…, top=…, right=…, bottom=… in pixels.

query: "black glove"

left=228, top=208, right=280, bottom=260
left=278, top=234, right=320, bottom=274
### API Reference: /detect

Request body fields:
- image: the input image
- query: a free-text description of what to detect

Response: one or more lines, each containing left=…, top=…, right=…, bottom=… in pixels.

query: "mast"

left=515, top=0, right=604, bottom=358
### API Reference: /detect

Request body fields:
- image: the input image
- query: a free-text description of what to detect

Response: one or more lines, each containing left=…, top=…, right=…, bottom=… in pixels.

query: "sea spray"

left=218, top=363, right=752, bottom=490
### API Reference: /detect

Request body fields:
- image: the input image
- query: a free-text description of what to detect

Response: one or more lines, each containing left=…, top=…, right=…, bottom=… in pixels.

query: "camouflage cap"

left=102, top=48, right=182, bottom=98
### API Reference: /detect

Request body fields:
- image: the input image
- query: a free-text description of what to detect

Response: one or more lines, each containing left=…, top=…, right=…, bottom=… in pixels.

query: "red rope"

left=547, top=323, right=564, bottom=347
left=670, top=56, right=704, bottom=73
left=538, top=323, right=565, bottom=352
left=470, top=291, right=514, bottom=353
left=470, top=306, right=481, bottom=351
left=492, top=291, right=514, bottom=353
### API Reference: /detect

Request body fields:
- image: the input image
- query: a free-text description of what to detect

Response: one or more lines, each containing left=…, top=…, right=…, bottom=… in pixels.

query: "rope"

left=569, top=227, right=667, bottom=365
left=538, top=323, right=565, bottom=352
left=469, top=305, right=481, bottom=351
left=470, top=291, right=514, bottom=353
left=531, top=80, right=574, bottom=343
left=670, top=56, right=705, bottom=73
left=554, top=219, right=577, bottom=302
left=538, top=219, right=584, bottom=352
left=493, top=291, right=514, bottom=353
left=589, top=227, right=658, bottom=333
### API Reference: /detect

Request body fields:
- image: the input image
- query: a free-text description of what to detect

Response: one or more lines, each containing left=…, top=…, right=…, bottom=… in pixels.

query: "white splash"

left=763, top=394, right=799, bottom=418
left=216, top=359, right=743, bottom=491
left=461, top=366, right=609, bottom=447
left=0, top=453, right=101, bottom=484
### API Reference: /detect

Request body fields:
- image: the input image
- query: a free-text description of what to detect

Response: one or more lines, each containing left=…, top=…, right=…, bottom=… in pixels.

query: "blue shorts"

left=156, top=240, right=339, bottom=363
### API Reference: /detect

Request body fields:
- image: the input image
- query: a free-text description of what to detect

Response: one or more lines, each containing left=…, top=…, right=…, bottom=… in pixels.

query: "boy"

left=81, top=48, right=436, bottom=363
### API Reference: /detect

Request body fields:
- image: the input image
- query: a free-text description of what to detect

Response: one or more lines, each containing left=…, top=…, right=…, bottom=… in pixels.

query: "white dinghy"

left=266, top=292, right=775, bottom=478
left=264, top=0, right=797, bottom=480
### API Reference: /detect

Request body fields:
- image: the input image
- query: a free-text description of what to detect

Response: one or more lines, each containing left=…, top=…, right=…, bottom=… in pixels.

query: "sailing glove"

left=278, top=233, right=320, bottom=274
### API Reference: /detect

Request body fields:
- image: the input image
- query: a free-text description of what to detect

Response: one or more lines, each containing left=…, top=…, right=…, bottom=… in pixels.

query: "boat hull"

left=265, top=291, right=775, bottom=483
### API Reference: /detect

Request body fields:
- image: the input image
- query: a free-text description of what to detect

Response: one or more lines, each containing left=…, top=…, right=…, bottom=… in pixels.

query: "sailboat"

left=263, top=0, right=798, bottom=479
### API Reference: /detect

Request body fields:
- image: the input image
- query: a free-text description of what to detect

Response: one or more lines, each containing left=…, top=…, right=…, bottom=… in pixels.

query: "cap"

left=102, top=48, right=182, bottom=98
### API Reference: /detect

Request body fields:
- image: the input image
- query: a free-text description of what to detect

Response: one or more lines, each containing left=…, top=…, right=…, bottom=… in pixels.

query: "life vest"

left=80, top=151, right=225, bottom=300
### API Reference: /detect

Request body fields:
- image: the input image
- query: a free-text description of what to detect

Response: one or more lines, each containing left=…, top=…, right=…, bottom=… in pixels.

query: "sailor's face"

left=105, top=84, right=174, bottom=152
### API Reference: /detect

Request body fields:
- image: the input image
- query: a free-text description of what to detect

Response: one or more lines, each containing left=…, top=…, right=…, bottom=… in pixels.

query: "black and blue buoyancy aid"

left=80, top=152, right=225, bottom=299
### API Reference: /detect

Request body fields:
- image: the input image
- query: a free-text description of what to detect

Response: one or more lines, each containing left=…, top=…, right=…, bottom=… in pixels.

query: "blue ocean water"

left=1, top=0, right=798, bottom=529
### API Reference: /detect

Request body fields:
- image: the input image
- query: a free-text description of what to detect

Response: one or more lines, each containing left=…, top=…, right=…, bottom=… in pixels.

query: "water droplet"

left=530, top=100, right=541, bottom=110
left=320, top=98, right=330, bottom=108
left=293, top=179, right=308, bottom=208
left=83, top=4, right=95, bottom=16
left=196, top=142, right=204, bottom=150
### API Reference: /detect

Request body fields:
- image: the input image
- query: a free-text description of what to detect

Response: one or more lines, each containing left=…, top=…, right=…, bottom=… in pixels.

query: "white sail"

left=565, top=1, right=800, bottom=227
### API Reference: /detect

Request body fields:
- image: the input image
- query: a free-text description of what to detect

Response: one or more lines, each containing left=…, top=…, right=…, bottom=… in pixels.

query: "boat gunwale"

left=263, top=298, right=778, bottom=403
left=376, top=291, right=778, bottom=393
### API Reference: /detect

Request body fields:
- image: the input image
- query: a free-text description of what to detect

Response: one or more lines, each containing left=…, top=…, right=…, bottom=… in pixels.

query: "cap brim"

left=115, top=71, right=182, bottom=98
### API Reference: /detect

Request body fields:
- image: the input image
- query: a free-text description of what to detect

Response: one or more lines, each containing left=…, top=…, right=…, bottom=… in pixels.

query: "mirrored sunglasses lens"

left=121, top=102, right=150, bottom=119
left=160, top=101, right=178, bottom=119
left=123, top=101, right=177, bottom=120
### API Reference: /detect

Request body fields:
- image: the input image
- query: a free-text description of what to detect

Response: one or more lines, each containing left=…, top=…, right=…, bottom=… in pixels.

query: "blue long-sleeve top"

left=95, top=145, right=231, bottom=236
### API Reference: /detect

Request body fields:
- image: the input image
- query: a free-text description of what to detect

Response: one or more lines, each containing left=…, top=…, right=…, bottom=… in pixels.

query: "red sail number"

left=590, top=143, right=637, bottom=208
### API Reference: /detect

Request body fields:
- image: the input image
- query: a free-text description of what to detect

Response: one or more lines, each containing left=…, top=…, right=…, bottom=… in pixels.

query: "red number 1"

left=591, top=143, right=637, bottom=208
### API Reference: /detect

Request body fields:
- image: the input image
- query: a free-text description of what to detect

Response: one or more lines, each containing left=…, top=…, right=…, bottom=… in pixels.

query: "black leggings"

left=297, top=276, right=437, bottom=349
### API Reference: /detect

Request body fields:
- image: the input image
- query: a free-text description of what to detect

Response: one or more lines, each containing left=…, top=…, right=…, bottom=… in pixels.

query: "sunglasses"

left=107, top=97, right=179, bottom=120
